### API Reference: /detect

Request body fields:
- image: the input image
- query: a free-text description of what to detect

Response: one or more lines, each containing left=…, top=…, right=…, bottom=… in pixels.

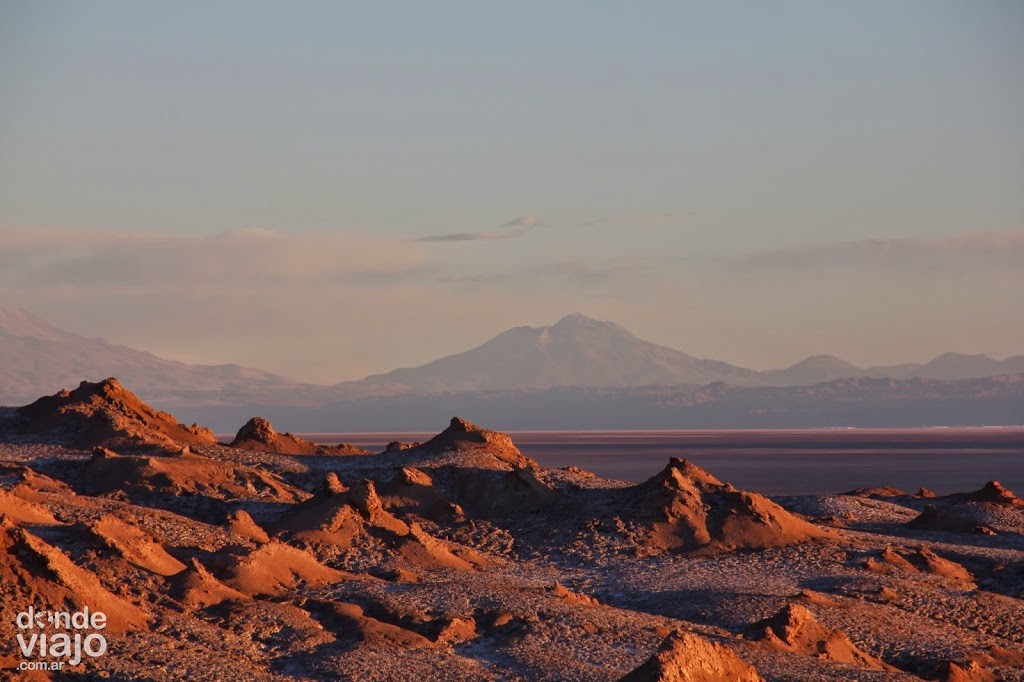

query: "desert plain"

left=1, top=378, right=1023, bottom=681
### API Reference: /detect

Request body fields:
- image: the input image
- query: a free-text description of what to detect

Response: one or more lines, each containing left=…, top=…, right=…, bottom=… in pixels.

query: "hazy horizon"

left=2, top=2, right=1022, bottom=382
left=4, top=305, right=1024, bottom=389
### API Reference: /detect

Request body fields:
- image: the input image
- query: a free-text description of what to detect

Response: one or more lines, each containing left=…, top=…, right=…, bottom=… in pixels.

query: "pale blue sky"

left=1, top=1, right=1022, bottom=380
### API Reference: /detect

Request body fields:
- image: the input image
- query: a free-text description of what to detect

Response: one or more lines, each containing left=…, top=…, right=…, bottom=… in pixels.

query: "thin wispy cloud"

left=416, top=215, right=546, bottom=243
left=740, top=229, right=1024, bottom=275
left=501, top=215, right=545, bottom=228
left=0, top=227, right=427, bottom=289
left=415, top=230, right=523, bottom=242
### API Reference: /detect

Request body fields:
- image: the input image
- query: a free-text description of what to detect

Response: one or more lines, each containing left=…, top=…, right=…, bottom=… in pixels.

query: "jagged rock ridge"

left=13, top=377, right=216, bottom=449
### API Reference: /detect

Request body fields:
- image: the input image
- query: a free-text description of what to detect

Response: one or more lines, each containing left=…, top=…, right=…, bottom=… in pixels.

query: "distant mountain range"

left=0, top=306, right=296, bottom=406
left=348, top=313, right=1024, bottom=391
left=351, top=313, right=759, bottom=392
left=760, top=352, right=1024, bottom=384
left=192, top=375, right=1024, bottom=432
left=2, top=305, right=1021, bottom=430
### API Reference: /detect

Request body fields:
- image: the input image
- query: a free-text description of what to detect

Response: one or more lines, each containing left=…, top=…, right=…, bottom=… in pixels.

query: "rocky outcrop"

left=84, top=514, right=187, bottom=576
left=14, top=378, right=216, bottom=450
left=273, top=474, right=408, bottom=549
left=962, top=480, right=1022, bottom=506
left=907, top=505, right=997, bottom=535
left=845, top=486, right=907, bottom=498
left=907, top=547, right=974, bottom=587
left=0, top=488, right=59, bottom=525
left=625, top=458, right=832, bottom=554
left=373, top=418, right=559, bottom=519
left=310, top=600, right=436, bottom=649
left=746, top=603, right=887, bottom=669
left=940, top=660, right=997, bottom=682
left=229, top=416, right=368, bottom=455
left=379, top=466, right=465, bottom=521
left=905, top=480, right=1022, bottom=535
left=864, top=546, right=919, bottom=574
left=0, top=522, right=148, bottom=632
left=386, top=440, right=420, bottom=451
left=272, top=473, right=489, bottom=571
left=863, top=545, right=974, bottom=587
left=225, top=510, right=271, bottom=543
left=213, top=541, right=348, bottom=597
left=413, top=417, right=529, bottom=468
left=619, top=629, right=763, bottom=681
left=449, top=462, right=560, bottom=518
left=79, top=446, right=306, bottom=502
left=169, top=558, right=249, bottom=610
left=550, top=582, right=600, bottom=606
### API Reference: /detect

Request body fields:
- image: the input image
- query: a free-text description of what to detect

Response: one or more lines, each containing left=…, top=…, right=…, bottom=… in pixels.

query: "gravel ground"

left=1, top=432, right=1022, bottom=681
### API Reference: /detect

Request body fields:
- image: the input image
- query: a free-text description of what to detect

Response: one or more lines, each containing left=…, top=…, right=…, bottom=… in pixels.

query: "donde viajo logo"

left=12, top=606, right=108, bottom=672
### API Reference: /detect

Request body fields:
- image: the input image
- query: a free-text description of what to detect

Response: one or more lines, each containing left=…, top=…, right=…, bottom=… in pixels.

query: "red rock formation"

left=414, top=417, right=529, bottom=467
left=169, top=558, right=249, bottom=610
left=84, top=514, right=187, bottom=576
left=746, top=603, right=887, bottom=669
left=225, top=510, right=270, bottom=543
left=0, top=522, right=148, bottom=633
left=628, top=458, right=832, bottom=554
left=965, top=480, right=1022, bottom=506
left=16, top=378, right=216, bottom=450
left=229, top=416, right=368, bottom=455
left=214, top=541, right=348, bottom=597
left=0, top=488, right=59, bottom=525
left=81, top=446, right=305, bottom=502
left=619, top=629, right=763, bottom=681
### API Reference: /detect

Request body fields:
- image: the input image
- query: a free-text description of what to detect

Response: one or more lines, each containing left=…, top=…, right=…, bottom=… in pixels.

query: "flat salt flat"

left=295, top=428, right=1024, bottom=495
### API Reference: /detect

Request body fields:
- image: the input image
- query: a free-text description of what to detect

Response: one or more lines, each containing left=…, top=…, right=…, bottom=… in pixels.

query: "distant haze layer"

left=2, top=306, right=1021, bottom=432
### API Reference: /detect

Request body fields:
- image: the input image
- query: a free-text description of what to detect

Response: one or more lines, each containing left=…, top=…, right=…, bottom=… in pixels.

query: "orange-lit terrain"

left=2, top=379, right=1022, bottom=680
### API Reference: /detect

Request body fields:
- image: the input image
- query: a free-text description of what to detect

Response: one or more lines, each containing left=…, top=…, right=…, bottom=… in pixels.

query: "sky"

left=1, top=1, right=1022, bottom=382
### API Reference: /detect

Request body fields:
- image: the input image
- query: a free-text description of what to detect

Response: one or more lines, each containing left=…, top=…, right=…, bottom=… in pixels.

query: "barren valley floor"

left=1, top=381, right=1022, bottom=681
